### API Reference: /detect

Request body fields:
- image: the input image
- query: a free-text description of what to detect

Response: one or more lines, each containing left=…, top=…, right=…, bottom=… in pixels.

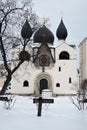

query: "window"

left=56, top=83, right=60, bottom=87
left=59, top=67, right=61, bottom=71
left=69, top=78, right=72, bottom=83
left=59, top=51, right=69, bottom=60
left=23, top=80, right=29, bottom=87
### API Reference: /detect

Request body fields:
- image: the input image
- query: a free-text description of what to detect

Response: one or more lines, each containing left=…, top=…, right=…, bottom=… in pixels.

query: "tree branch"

left=0, top=23, right=10, bottom=73
left=11, top=60, right=24, bottom=74
left=2, top=7, right=23, bottom=23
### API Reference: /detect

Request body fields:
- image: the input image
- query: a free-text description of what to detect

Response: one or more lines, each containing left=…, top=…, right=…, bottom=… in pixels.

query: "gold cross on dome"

left=60, top=10, right=64, bottom=19
left=24, top=8, right=29, bottom=20
left=42, top=17, right=47, bottom=25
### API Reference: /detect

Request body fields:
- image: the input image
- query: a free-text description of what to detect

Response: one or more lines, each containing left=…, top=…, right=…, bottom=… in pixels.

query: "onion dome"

left=21, top=20, right=32, bottom=40
left=56, top=19, right=68, bottom=40
left=33, top=25, right=54, bottom=44
left=19, top=51, right=30, bottom=61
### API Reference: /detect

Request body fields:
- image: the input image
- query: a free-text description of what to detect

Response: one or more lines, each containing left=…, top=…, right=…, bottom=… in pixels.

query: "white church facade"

left=11, top=19, right=78, bottom=95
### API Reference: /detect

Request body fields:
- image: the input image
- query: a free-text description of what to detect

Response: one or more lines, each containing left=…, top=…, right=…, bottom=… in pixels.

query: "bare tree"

left=3, top=95, right=16, bottom=110
left=81, top=79, right=87, bottom=94
left=70, top=79, right=87, bottom=110
left=0, top=0, right=40, bottom=95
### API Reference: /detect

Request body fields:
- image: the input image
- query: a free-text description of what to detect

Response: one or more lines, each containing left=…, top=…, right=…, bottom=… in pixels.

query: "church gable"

left=33, top=43, right=54, bottom=67
left=56, top=42, right=76, bottom=51
left=56, top=43, right=76, bottom=60
left=37, top=43, right=50, bottom=55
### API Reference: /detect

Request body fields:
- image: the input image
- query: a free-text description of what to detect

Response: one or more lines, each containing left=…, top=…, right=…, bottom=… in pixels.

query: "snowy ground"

left=0, top=96, right=87, bottom=130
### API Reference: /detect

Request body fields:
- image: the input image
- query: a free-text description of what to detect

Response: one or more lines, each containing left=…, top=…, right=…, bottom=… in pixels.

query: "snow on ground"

left=0, top=96, right=87, bottom=130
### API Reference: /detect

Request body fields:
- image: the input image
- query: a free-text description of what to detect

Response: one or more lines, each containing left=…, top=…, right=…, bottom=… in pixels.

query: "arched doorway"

left=39, top=79, right=48, bottom=94
left=34, top=73, right=52, bottom=95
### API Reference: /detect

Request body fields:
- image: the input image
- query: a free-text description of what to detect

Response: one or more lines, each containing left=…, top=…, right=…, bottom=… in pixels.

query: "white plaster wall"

left=11, top=42, right=78, bottom=95
left=79, top=39, right=87, bottom=82
left=51, top=60, right=78, bottom=94
left=11, top=61, right=42, bottom=94
left=55, top=42, right=76, bottom=60
left=52, top=42, right=77, bottom=94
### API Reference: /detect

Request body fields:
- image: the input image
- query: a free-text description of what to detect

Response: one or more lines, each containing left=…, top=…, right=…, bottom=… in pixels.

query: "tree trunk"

left=0, top=74, right=11, bottom=95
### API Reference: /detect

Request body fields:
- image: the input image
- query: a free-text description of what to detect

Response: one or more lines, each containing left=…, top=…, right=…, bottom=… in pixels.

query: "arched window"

left=59, top=51, right=69, bottom=60
left=23, top=80, right=29, bottom=87
left=56, top=83, right=60, bottom=87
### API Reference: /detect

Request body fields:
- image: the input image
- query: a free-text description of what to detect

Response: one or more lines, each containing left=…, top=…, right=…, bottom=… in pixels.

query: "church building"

left=79, top=38, right=87, bottom=84
left=11, top=18, right=78, bottom=95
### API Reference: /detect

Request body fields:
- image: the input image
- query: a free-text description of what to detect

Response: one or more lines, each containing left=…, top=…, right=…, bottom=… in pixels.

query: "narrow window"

left=59, top=67, right=61, bottom=71
left=23, top=80, right=29, bottom=87
left=56, top=83, right=60, bottom=87
left=69, top=78, right=72, bottom=83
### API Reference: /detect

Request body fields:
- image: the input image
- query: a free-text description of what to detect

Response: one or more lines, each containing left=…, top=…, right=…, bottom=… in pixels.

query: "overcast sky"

left=33, top=0, right=87, bottom=46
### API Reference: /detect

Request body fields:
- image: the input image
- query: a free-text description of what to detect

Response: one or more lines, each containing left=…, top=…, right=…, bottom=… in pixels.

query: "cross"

left=33, top=97, right=54, bottom=116
left=60, top=10, right=64, bottom=20
left=0, top=96, right=11, bottom=102
left=24, top=8, right=29, bottom=20
left=42, top=17, right=49, bottom=25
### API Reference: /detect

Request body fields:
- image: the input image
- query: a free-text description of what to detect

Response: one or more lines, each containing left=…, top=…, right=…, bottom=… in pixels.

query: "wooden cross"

left=33, top=97, right=54, bottom=116
left=0, top=96, right=10, bottom=102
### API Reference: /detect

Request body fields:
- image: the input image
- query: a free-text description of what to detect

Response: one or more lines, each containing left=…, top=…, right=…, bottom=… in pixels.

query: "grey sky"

left=33, top=0, right=87, bottom=46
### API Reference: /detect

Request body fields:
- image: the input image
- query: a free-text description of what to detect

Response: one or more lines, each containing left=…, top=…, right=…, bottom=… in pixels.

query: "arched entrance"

left=39, top=79, right=48, bottom=94
left=34, top=73, right=53, bottom=95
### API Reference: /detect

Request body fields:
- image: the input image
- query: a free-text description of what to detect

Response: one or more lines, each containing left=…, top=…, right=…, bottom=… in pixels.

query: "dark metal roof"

left=33, top=25, right=54, bottom=44
left=21, top=20, right=32, bottom=40
left=56, top=19, right=68, bottom=40
left=69, top=45, right=76, bottom=48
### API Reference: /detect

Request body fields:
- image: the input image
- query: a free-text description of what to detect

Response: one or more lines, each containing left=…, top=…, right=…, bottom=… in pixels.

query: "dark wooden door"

left=40, top=79, right=48, bottom=94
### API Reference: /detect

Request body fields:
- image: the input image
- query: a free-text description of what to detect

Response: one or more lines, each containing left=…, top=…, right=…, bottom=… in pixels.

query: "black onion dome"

left=21, top=20, right=32, bottom=40
left=56, top=19, right=68, bottom=40
left=33, top=25, right=54, bottom=44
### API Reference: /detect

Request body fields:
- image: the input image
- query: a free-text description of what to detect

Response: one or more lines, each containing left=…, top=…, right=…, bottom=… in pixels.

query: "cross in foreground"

left=33, top=97, right=54, bottom=116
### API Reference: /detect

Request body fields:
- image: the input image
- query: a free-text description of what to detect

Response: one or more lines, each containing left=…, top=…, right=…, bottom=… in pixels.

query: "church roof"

left=69, top=45, right=76, bottom=49
left=56, top=19, right=68, bottom=40
left=33, top=25, right=54, bottom=44
left=21, top=20, right=32, bottom=40
left=79, top=37, right=87, bottom=47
